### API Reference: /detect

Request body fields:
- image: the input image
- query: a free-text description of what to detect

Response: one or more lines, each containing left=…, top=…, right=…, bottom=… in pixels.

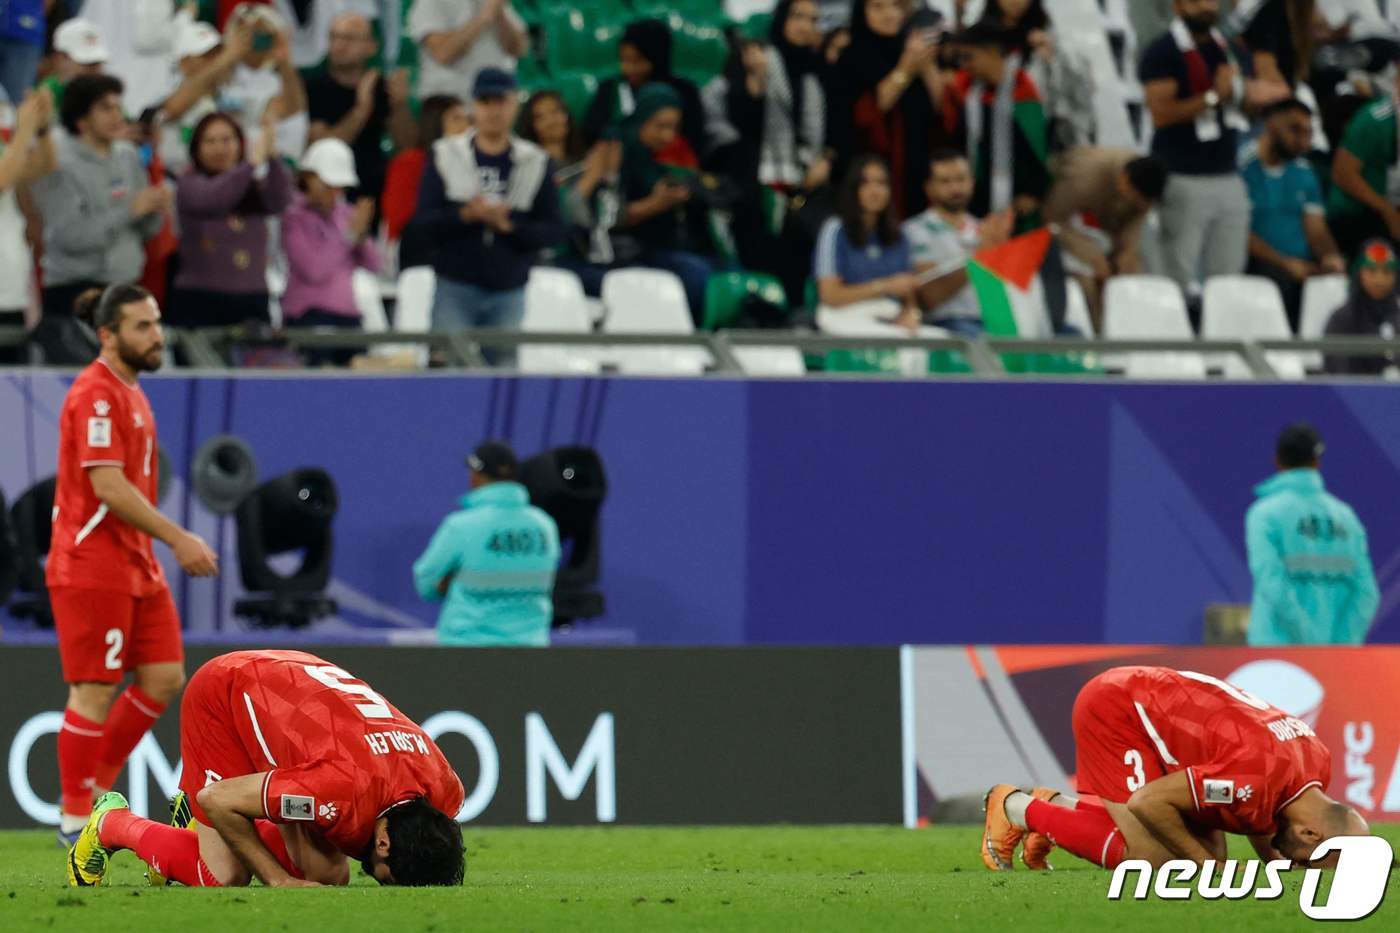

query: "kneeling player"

left=980, top=666, right=1367, bottom=871
left=68, top=650, right=466, bottom=887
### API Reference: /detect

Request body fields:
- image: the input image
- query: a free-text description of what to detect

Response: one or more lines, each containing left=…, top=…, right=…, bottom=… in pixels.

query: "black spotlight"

left=7, top=477, right=56, bottom=626
left=519, top=447, right=607, bottom=625
left=233, top=468, right=339, bottom=628
left=192, top=435, right=259, bottom=514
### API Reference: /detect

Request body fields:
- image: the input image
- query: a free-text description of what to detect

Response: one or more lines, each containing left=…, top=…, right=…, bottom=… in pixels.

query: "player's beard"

left=116, top=337, right=164, bottom=373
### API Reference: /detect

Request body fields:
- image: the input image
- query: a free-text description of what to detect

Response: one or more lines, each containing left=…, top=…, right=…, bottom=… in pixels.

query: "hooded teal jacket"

left=1245, top=469, right=1379, bottom=645
left=412, top=482, right=560, bottom=646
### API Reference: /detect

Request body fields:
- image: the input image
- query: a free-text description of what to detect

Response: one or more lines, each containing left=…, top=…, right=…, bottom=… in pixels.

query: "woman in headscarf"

left=1324, top=239, right=1400, bottom=376
left=614, top=83, right=718, bottom=325
left=582, top=18, right=707, bottom=159
left=825, top=0, right=947, bottom=218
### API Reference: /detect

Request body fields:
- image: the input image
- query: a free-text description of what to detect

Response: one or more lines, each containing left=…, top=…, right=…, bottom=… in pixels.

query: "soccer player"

left=68, top=650, right=466, bottom=887
left=980, top=666, right=1367, bottom=871
left=48, top=284, right=218, bottom=844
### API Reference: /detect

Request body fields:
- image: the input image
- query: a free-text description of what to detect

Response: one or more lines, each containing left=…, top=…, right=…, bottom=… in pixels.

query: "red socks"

left=93, top=686, right=166, bottom=791
left=98, top=810, right=302, bottom=886
left=58, top=709, right=104, bottom=818
left=1025, top=798, right=1126, bottom=869
left=99, top=810, right=222, bottom=886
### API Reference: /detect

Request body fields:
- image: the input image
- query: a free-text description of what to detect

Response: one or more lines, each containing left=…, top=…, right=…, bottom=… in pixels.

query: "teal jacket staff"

left=1246, top=425, right=1379, bottom=645
left=413, top=442, right=561, bottom=646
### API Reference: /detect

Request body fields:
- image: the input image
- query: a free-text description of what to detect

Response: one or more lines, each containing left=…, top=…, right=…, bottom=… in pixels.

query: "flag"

left=968, top=227, right=1052, bottom=337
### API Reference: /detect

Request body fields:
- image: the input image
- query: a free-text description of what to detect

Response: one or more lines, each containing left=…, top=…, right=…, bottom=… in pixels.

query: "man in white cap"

left=43, top=18, right=109, bottom=109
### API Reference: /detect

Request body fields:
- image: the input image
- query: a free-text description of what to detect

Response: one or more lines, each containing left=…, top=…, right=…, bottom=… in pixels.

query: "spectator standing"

left=0, top=88, right=56, bottom=363
left=582, top=18, right=707, bottom=159
left=413, top=68, right=562, bottom=356
left=407, top=0, right=527, bottom=101
left=412, top=440, right=560, bottom=647
left=0, top=0, right=45, bottom=105
left=518, top=89, right=621, bottom=297
left=975, top=0, right=1097, bottom=153
left=1327, top=70, right=1400, bottom=260
left=305, top=12, right=417, bottom=202
left=382, top=93, right=467, bottom=269
left=41, top=17, right=108, bottom=111
left=1042, top=149, right=1168, bottom=325
left=168, top=110, right=292, bottom=329
left=1139, top=0, right=1287, bottom=299
left=826, top=0, right=946, bottom=218
left=813, top=154, right=930, bottom=336
left=1241, top=98, right=1345, bottom=330
left=612, top=83, right=719, bottom=326
left=944, top=22, right=1050, bottom=227
left=32, top=75, right=169, bottom=333
left=281, top=137, right=380, bottom=359
left=902, top=149, right=1012, bottom=335
left=1246, top=423, right=1378, bottom=646
left=1323, top=239, right=1400, bottom=376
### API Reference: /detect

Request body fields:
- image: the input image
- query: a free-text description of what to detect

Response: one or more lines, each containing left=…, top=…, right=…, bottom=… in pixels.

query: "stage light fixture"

left=519, top=446, right=607, bottom=625
left=233, top=468, right=339, bottom=628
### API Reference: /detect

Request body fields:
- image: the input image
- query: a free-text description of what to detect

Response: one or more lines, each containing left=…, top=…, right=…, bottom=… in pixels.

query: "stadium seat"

left=543, top=9, right=626, bottom=77
left=733, top=346, right=808, bottom=376
left=1102, top=275, right=1205, bottom=379
left=668, top=16, right=730, bottom=86
left=353, top=269, right=389, bottom=334
left=521, top=267, right=601, bottom=374
left=601, top=268, right=709, bottom=374
left=552, top=71, right=601, bottom=124
left=1064, top=277, right=1095, bottom=337
left=1299, top=274, right=1347, bottom=371
left=703, top=271, right=787, bottom=331
left=1201, top=275, right=1306, bottom=379
left=266, top=266, right=285, bottom=329
left=394, top=266, right=437, bottom=367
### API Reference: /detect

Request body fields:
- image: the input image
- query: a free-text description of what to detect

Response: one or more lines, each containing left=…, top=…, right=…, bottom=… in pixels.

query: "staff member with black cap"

left=1246, top=422, right=1378, bottom=645
left=412, top=439, right=560, bottom=645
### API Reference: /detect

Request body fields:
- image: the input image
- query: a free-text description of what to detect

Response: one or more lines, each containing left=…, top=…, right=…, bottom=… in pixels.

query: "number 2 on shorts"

left=104, top=628, right=123, bottom=670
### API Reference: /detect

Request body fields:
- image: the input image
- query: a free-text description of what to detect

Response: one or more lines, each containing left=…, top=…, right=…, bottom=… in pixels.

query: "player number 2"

left=1124, top=749, right=1145, bottom=792
left=302, top=665, right=392, bottom=719
left=103, top=628, right=123, bottom=670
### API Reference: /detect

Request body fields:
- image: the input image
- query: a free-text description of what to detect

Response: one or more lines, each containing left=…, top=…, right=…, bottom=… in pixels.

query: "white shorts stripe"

left=1134, top=701, right=1179, bottom=766
left=243, top=692, right=278, bottom=767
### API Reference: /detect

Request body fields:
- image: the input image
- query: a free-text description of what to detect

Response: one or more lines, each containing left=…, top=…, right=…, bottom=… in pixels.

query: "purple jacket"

left=174, top=160, right=293, bottom=294
left=281, top=193, right=381, bottom=321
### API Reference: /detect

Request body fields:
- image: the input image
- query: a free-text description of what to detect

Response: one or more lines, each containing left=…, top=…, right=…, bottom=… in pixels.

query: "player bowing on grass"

left=68, top=650, right=466, bottom=888
left=981, top=666, right=1368, bottom=872
left=49, top=285, right=219, bottom=845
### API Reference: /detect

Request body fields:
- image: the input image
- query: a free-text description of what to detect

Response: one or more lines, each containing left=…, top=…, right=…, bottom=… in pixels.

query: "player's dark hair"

left=384, top=798, right=465, bottom=886
left=1124, top=156, right=1168, bottom=202
left=62, top=73, right=125, bottom=135
left=74, top=283, right=153, bottom=333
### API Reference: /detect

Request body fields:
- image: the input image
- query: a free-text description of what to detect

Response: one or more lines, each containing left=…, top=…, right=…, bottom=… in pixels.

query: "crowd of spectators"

left=3, top=0, right=1400, bottom=371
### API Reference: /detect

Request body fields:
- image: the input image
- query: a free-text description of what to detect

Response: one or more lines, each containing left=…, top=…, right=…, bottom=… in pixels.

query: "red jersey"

left=47, top=358, right=166, bottom=595
left=1097, top=666, right=1332, bottom=835
left=190, top=651, right=464, bottom=857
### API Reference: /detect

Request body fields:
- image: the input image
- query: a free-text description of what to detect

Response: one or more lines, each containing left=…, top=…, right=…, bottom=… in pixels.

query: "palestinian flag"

left=968, top=226, right=1052, bottom=337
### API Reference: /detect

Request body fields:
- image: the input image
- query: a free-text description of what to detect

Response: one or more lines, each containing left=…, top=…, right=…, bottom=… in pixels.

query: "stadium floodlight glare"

left=518, top=446, right=607, bottom=625
left=6, top=478, right=56, bottom=626
left=233, top=468, right=339, bottom=629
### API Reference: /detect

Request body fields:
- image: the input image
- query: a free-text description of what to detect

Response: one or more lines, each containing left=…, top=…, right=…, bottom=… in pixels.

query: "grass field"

left=5, top=825, right=1397, bottom=931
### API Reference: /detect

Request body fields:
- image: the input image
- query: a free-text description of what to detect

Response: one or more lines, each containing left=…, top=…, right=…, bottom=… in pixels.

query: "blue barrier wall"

left=3, top=372, right=1398, bottom=644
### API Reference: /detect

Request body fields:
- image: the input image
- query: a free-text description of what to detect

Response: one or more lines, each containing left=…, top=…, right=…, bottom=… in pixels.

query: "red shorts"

left=1072, top=672, right=1169, bottom=803
left=51, top=585, right=184, bottom=684
left=177, top=661, right=262, bottom=825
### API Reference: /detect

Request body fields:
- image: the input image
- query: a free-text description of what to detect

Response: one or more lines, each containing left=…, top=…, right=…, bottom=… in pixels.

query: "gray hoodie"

left=32, top=135, right=162, bottom=288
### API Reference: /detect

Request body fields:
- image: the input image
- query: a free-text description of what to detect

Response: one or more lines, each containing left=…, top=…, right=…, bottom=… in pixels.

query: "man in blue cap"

left=412, top=440, right=561, bottom=646
left=1246, top=423, right=1379, bottom=645
left=413, top=66, right=564, bottom=363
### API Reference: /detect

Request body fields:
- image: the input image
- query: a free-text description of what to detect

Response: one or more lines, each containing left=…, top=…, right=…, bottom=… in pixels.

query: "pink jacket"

left=280, top=193, right=380, bottom=321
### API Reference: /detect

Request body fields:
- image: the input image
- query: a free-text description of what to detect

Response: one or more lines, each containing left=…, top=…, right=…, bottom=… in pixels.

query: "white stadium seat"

left=266, top=265, right=285, bottom=329
left=1103, top=275, right=1205, bottom=379
left=601, top=269, right=709, bottom=375
left=521, top=268, right=601, bottom=374
left=1064, top=277, right=1095, bottom=337
left=353, top=268, right=388, bottom=334
left=733, top=346, right=808, bottom=377
left=1201, top=275, right=1305, bottom=379
left=392, top=267, right=437, bottom=367
left=1299, top=274, right=1347, bottom=371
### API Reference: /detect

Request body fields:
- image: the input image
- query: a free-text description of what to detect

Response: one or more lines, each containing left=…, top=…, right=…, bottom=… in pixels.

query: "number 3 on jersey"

left=1124, top=748, right=1146, bottom=792
left=303, top=665, right=392, bottom=718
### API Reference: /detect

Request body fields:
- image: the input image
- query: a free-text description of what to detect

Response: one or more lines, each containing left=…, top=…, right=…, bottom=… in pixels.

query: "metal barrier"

left=4, top=327, right=1400, bottom=380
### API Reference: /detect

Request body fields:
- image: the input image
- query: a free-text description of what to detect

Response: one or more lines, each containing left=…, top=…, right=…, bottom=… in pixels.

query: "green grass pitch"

left=5, top=825, right=1398, bottom=931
